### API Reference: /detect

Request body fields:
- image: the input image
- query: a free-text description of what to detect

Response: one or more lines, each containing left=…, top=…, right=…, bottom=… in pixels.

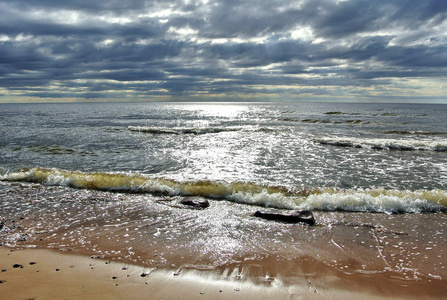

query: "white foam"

left=315, top=137, right=447, bottom=152
left=2, top=167, right=446, bottom=213
left=228, top=190, right=297, bottom=209
left=294, top=189, right=446, bottom=214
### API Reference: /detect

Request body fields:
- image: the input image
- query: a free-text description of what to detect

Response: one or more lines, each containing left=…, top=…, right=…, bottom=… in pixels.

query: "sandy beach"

left=4, top=246, right=445, bottom=300
left=0, top=247, right=377, bottom=300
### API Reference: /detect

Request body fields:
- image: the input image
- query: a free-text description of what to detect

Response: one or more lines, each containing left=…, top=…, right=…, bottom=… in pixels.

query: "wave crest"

left=127, top=126, right=241, bottom=135
left=2, top=167, right=446, bottom=213
left=315, top=137, right=447, bottom=152
left=127, top=126, right=276, bottom=135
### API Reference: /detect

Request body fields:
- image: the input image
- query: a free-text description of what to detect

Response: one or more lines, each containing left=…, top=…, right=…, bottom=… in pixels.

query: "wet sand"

left=1, top=245, right=447, bottom=299
left=0, top=247, right=377, bottom=300
left=1, top=183, right=447, bottom=299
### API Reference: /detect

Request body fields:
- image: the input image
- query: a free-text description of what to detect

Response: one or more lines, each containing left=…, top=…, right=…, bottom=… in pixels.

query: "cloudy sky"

left=1, top=0, right=447, bottom=103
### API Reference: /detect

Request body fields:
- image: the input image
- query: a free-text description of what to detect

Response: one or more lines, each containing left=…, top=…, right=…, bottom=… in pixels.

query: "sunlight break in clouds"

left=0, top=0, right=446, bottom=103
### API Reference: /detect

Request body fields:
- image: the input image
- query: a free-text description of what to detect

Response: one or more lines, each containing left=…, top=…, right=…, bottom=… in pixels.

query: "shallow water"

left=1, top=181, right=446, bottom=287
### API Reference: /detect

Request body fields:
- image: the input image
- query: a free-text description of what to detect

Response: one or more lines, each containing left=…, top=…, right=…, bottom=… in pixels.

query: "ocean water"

left=1, top=102, right=446, bottom=213
left=1, top=102, right=447, bottom=288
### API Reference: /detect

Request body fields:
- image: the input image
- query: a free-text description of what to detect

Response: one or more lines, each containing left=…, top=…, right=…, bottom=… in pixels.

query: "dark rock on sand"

left=12, top=264, right=23, bottom=269
left=254, top=210, right=315, bottom=225
left=179, top=197, right=210, bottom=209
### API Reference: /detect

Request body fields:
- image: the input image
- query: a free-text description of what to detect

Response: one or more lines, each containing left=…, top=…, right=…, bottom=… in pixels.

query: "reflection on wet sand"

left=1, top=182, right=447, bottom=298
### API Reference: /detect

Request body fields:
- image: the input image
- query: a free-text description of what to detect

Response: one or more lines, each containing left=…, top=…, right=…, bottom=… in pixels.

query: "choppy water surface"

left=1, top=102, right=447, bottom=291
left=1, top=102, right=446, bottom=211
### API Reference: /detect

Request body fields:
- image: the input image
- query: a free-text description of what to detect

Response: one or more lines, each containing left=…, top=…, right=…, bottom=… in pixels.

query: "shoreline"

left=2, top=182, right=447, bottom=299
left=1, top=246, right=447, bottom=299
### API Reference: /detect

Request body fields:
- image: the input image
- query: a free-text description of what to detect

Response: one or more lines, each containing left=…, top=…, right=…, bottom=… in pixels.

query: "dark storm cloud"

left=0, top=0, right=446, bottom=102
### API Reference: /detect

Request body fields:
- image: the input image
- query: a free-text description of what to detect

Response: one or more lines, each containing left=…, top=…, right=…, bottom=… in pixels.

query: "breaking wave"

left=127, top=126, right=241, bottom=135
left=381, top=130, right=447, bottom=136
left=279, top=118, right=368, bottom=125
left=315, top=137, right=447, bottom=152
left=127, top=126, right=275, bottom=135
left=2, top=167, right=446, bottom=214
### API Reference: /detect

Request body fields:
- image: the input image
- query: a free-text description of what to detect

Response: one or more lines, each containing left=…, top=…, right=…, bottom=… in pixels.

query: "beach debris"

left=253, top=210, right=316, bottom=225
left=179, top=197, right=210, bottom=209
left=13, top=264, right=23, bottom=268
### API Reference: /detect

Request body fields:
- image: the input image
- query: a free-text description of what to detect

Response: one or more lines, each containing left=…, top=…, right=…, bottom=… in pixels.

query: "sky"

left=1, top=0, right=447, bottom=103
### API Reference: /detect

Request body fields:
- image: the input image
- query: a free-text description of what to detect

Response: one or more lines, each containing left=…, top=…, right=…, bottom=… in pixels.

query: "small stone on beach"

left=179, top=197, right=210, bottom=209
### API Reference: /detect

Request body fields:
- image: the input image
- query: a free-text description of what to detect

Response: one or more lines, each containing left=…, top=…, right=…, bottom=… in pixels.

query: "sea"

left=1, top=102, right=447, bottom=289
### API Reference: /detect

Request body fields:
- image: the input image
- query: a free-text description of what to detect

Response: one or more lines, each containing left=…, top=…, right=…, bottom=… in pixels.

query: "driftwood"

left=254, top=210, right=315, bottom=225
